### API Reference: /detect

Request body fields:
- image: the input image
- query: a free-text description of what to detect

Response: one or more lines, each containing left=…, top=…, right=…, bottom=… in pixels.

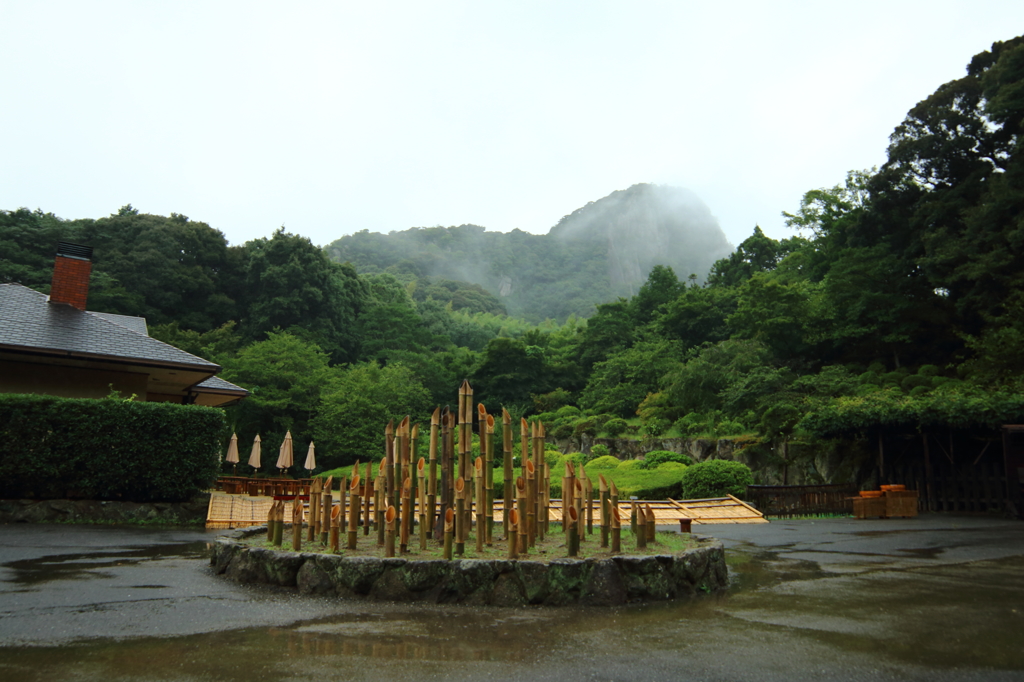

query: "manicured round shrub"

left=657, top=461, right=687, bottom=471
left=640, top=450, right=694, bottom=469
left=617, top=459, right=643, bottom=470
left=544, top=450, right=563, bottom=468
left=680, top=459, right=754, bottom=499
left=589, top=443, right=610, bottom=459
left=555, top=405, right=581, bottom=419
left=603, top=418, right=629, bottom=438
left=587, top=455, right=621, bottom=470
left=552, top=423, right=574, bottom=440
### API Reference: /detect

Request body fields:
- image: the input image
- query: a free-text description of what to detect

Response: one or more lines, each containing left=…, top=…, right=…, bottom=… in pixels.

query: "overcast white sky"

left=2, top=2, right=1022, bottom=249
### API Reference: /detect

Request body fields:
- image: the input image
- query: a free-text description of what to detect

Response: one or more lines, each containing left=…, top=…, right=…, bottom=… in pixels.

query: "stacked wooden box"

left=852, top=486, right=919, bottom=519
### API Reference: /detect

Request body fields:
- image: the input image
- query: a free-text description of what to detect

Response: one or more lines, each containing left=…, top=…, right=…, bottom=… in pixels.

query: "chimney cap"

left=57, top=242, right=93, bottom=261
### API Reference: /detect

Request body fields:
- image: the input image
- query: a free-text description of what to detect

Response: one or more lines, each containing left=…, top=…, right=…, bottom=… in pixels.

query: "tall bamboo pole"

left=401, top=477, right=412, bottom=553
left=636, top=499, right=647, bottom=550
left=542, top=461, right=551, bottom=535
left=574, top=478, right=584, bottom=548
left=338, top=475, right=347, bottom=545
left=428, top=407, right=440, bottom=539
left=308, top=477, right=322, bottom=542
left=443, top=507, right=454, bottom=560
left=502, top=408, right=513, bottom=540
left=525, top=458, right=536, bottom=548
left=474, top=457, right=484, bottom=553
left=610, top=505, right=621, bottom=553
left=583, top=465, right=593, bottom=536
left=454, top=477, right=466, bottom=555
left=272, top=501, right=284, bottom=547
left=610, top=481, right=620, bottom=551
left=458, top=381, right=471, bottom=483
left=394, top=418, right=406, bottom=531
left=566, top=506, right=578, bottom=557
left=531, top=421, right=544, bottom=545
left=515, top=476, right=528, bottom=555
left=347, top=474, right=360, bottom=550
left=320, top=476, right=334, bottom=546
left=266, top=500, right=275, bottom=543
left=507, top=508, right=519, bottom=560
left=599, top=474, right=609, bottom=548
left=563, top=460, right=575, bottom=545
left=417, top=457, right=427, bottom=551
left=385, top=420, right=395, bottom=518
left=330, top=503, right=341, bottom=552
left=291, top=498, right=302, bottom=551
left=376, top=461, right=386, bottom=546
left=363, top=461, right=372, bottom=535
left=385, top=506, right=396, bottom=558
left=485, top=413, right=495, bottom=545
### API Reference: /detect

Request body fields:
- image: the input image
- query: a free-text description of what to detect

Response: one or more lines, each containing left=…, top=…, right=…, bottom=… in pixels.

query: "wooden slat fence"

left=893, top=463, right=1007, bottom=513
left=745, top=484, right=857, bottom=518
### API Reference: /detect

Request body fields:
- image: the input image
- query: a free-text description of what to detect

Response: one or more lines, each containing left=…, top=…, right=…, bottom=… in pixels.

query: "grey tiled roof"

left=0, top=283, right=219, bottom=370
left=194, top=375, right=249, bottom=394
left=89, top=311, right=149, bottom=335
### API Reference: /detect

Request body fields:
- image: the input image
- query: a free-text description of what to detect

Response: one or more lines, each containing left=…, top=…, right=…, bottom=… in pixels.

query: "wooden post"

left=637, top=502, right=647, bottom=550
left=385, top=506, right=396, bottom=558
left=574, top=478, right=584, bottom=546
left=363, top=461, right=372, bottom=535
left=385, top=420, right=395, bottom=521
left=610, top=505, right=621, bottom=553
left=329, top=503, right=341, bottom=553
left=455, top=477, right=466, bottom=555
left=584, top=467, right=593, bottom=536
left=376, top=462, right=386, bottom=547
left=563, top=460, right=575, bottom=544
left=443, top=507, right=454, bottom=561
left=507, top=509, right=519, bottom=560
left=531, top=421, right=544, bottom=545
left=502, top=408, right=513, bottom=540
left=646, top=505, right=656, bottom=543
left=526, top=458, right=536, bottom=548
left=485, top=412, right=495, bottom=546
left=266, top=500, right=275, bottom=543
left=289, top=497, right=301, bottom=551
left=610, top=481, right=620, bottom=548
left=338, top=476, right=347, bottom=545
left=599, top=474, right=609, bottom=548
left=428, top=407, right=440, bottom=539
left=347, top=474, right=360, bottom=550
left=516, top=476, right=528, bottom=555
left=273, top=501, right=284, bottom=547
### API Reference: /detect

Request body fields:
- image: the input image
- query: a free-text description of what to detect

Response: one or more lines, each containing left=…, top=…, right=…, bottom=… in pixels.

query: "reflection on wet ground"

left=1, top=519, right=1023, bottom=681
left=3, top=542, right=210, bottom=586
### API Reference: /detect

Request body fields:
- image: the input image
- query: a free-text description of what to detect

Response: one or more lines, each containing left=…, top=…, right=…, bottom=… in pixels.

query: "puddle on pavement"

left=1, top=543, right=1022, bottom=680
left=1, top=541, right=212, bottom=587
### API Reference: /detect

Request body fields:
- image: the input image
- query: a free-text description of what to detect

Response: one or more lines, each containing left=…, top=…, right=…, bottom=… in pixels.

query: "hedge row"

left=0, top=394, right=225, bottom=502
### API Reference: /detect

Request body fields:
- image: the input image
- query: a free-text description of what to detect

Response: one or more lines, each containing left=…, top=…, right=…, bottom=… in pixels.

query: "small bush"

left=603, top=418, right=629, bottom=438
left=657, top=461, right=688, bottom=471
left=589, top=443, right=610, bottom=459
left=680, top=460, right=754, bottom=499
left=552, top=423, right=574, bottom=440
left=639, top=450, right=694, bottom=469
left=587, top=455, right=621, bottom=470
left=555, top=405, right=581, bottom=419
left=617, top=459, right=643, bottom=470
left=544, top=450, right=563, bottom=468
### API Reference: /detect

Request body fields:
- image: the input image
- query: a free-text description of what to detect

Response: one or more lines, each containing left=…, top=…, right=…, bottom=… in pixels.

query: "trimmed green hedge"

left=680, top=460, right=753, bottom=499
left=0, top=394, right=225, bottom=502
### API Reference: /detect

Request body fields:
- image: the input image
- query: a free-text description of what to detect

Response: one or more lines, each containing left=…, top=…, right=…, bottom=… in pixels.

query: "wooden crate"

left=885, top=490, right=919, bottom=517
left=853, top=496, right=887, bottom=519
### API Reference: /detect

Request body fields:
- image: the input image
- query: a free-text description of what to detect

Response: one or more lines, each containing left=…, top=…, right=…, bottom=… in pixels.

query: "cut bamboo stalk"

left=563, top=460, right=575, bottom=544
left=454, top=476, right=466, bottom=555
left=308, top=476, right=322, bottom=542
left=363, top=461, right=372, bottom=535
left=428, top=406, right=439, bottom=539
left=320, top=476, right=334, bottom=546
left=646, top=505, right=656, bottom=543
left=400, top=477, right=412, bottom=553
left=417, top=456, right=427, bottom=551
left=385, top=420, right=395, bottom=519
left=393, top=418, right=405, bottom=530
left=376, top=462, right=386, bottom=546
left=636, top=500, right=647, bottom=550
left=531, top=421, right=544, bottom=545
left=347, top=474, right=360, bottom=550
left=272, top=501, right=283, bottom=547
left=583, top=467, right=593, bottom=536
left=474, top=456, right=484, bottom=553
left=610, top=481, right=620, bottom=550
left=502, top=408, right=512, bottom=540
left=566, top=506, right=578, bottom=557
left=542, top=461, right=550, bottom=535
left=574, top=478, right=584, bottom=545
left=526, top=457, right=536, bottom=548
left=516, top=476, right=528, bottom=555
left=338, top=476, right=347, bottom=543
left=385, top=505, right=396, bottom=558
left=292, top=498, right=302, bottom=551
left=630, top=498, right=637, bottom=536
left=484, top=412, right=494, bottom=546
left=599, top=474, right=609, bottom=548
left=443, top=507, right=454, bottom=560
left=507, top=508, right=519, bottom=560
left=330, top=502, right=341, bottom=552
left=266, top=500, right=275, bottom=543
left=610, top=506, right=621, bottom=553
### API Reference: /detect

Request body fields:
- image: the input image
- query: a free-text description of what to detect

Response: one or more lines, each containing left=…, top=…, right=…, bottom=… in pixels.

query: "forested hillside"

left=325, top=184, right=733, bottom=322
left=3, top=36, right=1023, bottom=485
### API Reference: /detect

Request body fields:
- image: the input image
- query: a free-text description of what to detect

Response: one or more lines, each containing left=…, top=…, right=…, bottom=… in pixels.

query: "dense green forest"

left=3, top=37, right=1024, bottom=481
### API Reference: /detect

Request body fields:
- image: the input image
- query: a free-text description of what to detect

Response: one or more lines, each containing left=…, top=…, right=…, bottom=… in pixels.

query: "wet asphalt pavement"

left=1, top=515, right=1023, bottom=681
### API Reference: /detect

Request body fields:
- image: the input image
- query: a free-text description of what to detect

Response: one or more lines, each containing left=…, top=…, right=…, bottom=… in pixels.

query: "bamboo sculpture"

left=363, top=460, right=372, bottom=535
left=636, top=499, right=647, bottom=550
left=320, top=476, right=334, bottom=546
left=507, top=508, right=519, bottom=560
left=376, top=461, right=386, bottom=546
left=308, top=476, right=322, bottom=542
left=532, top=421, right=544, bottom=543
left=272, top=501, right=284, bottom=547
left=417, top=457, right=427, bottom=550
left=516, top=476, right=528, bottom=554
left=474, top=457, right=485, bottom=552
left=610, top=481, right=620, bottom=550
left=599, top=474, right=609, bottom=548
left=563, top=460, right=575, bottom=545
left=401, top=477, right=412, bottom=553
left=484, top=412, right=495, bottom=545
left=385, top=420, right=395, bottom=522
left=566, top=506, right=579, bottom=557
left=583, top=466, right=593, bottom=536
left=266, top=500, right=275, bottom=543
left=574, top=478, right=584, bottom=546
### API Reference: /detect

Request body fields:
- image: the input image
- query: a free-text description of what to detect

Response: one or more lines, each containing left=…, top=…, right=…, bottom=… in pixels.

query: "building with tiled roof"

left=0, top=243, right=248, bottom=406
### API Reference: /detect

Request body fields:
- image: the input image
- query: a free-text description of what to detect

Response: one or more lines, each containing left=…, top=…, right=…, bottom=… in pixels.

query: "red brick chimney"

left=49, top=242, right=93, bottom=311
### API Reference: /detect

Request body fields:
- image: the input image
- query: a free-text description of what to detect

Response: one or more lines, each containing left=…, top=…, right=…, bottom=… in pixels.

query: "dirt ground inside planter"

left=240, top=523, right=704, bottom=561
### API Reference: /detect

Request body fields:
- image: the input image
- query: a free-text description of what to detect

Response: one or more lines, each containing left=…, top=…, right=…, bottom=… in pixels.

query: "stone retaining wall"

left=0, top=495, right=210, bottom=525
left=211, top=528, right=728, bottom=607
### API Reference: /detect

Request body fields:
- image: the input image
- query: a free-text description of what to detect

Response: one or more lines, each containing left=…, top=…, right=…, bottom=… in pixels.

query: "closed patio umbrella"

left=303, top=441, right=316, bottom=473
left=224, top=433, right=239, bottom=475
left=276, top=430, right=294, bottom=474
left=248, top=434, right=262, bottom=472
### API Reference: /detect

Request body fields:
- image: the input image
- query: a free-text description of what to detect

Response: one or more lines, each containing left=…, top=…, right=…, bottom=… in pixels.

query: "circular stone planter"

left=211, top=527, right=728, bottom=606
